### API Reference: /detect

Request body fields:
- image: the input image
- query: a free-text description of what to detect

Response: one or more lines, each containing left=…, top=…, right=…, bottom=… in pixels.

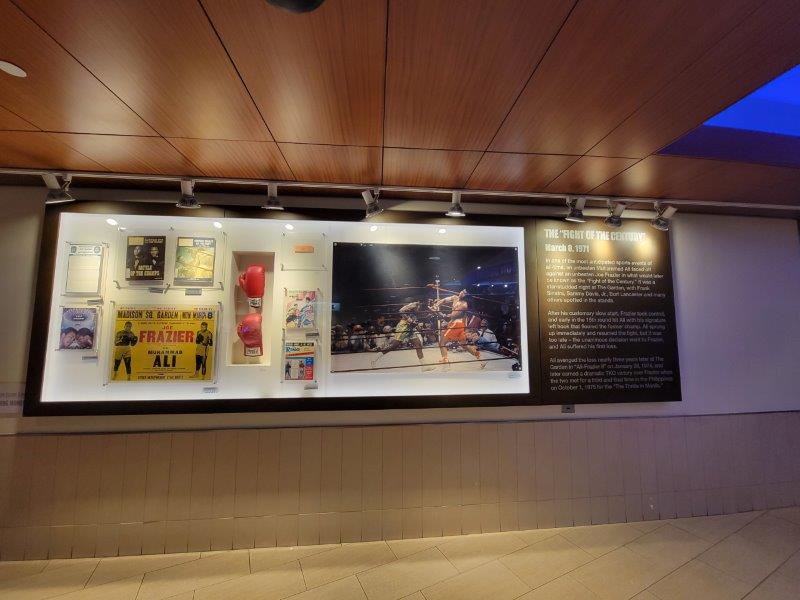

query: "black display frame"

left=25, top=201, right=547, bottom=416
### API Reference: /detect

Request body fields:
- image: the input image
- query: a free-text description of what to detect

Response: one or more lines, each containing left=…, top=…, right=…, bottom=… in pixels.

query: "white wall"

left=0, top=185, right=798, bottom=434
left=671, top=214, right=800, bottom=414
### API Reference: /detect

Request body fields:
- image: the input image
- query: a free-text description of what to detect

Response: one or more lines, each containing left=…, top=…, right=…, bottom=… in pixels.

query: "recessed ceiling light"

left=118, top=226, right=127, bottom=231
left=0, top=60, right=26, bottom=78
left=105, top=218, right=118, bottom=226
left=369, top=225, right=378, bottom=232
left=284, top=223, right=294, bottom=230
left=437, top=228, right=447, bottom=234
left=212, top=221, right=223, bottom=229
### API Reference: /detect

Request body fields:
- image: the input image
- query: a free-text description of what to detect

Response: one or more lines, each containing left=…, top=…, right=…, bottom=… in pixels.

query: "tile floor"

left=1, top=508, right=799, bottom=600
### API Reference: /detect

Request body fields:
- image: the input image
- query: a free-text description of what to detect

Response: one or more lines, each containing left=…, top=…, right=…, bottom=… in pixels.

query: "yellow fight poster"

left=110, top=306, right=216, bottom=382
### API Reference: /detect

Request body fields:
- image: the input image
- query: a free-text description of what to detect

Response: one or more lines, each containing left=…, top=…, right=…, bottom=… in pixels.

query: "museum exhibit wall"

left=0, top=186, right=799, bottom=559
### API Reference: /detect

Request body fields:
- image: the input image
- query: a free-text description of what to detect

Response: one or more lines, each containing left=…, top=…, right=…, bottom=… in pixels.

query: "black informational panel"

left=536, top=218, right=681, bottom=404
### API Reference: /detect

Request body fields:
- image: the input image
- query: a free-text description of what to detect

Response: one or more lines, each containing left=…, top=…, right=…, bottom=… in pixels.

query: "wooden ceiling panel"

left=0, top=1, right=155, bottom=135
left=490, top=0, right=762, bottom=155
left=15, top=0, right=270, bottom=141
left=592, top=155, right=800, bottom=206
left=466, top=153, right=578, bottom=192
left=202, top=0, right=385, bottom=146
left=0, top=131, right=106, bottom=171
left=589, top=2, right=800, bottom=158
left=0, top=106, right=36, bottom=131
left=279, top=144, right=381, bottom=185
left=168, top=139, right=294, bottom=180
left=382, top=148, right=482, bottom=189
left=50, top=134, right=202, bottom=176
left=545, top=156, right=638, bottom=194
left=384, top=0, right=575, bottom=150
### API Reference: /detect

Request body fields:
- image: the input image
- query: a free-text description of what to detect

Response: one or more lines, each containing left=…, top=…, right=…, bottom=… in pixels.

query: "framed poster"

left=64, top=243, right=104, bottom=295
left=174, top=236, right=216, bottom=286
left=284, top=290, right=317, bottom=330
left=125, top=235, right=166, bottom=282
left=283, top=341, right=316, bottom=381
left=109, top=305, right=217, bottom=382
left=58, top=307, right=98, bottom=351
left=330, top=242, right=523, bottom=375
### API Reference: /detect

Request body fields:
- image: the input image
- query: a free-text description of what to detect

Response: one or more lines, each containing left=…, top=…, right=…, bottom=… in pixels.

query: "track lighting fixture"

left=176, top=179, right=200, bottom=209
left=445, top=191, right=466, bottom=217
left=262, top=183, right=284, bottom=211
left=43, top=173, right=75, bottom=205
left=604, top=201, right=626, bottom=228
left=362, top=189, right=383, bottom=220
left=650, top=202, right=677, bottom=231
left=565, top=197, right=587, bottom=223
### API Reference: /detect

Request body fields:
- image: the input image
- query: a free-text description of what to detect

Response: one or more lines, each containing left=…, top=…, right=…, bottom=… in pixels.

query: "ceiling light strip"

left=0, top=167, right=796, bottom=213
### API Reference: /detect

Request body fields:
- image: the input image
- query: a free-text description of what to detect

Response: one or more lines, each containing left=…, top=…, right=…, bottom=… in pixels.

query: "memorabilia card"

left=174, top=237, right=216, bottom=286
left=59, top=307, right=98, bottom=350
left=284, top=290, right=317, bottom=329
left=330, top=243, right=522, bottom=374
left=65, top=243, right=103, bottom=294
left=109, top=305, right=216, bottom=382
left=125, top=235, right=166, bottom=282
left=283, top=341, right=315, bottom=381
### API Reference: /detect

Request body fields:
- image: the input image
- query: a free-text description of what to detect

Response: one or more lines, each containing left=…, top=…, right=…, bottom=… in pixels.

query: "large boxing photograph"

left=330, top=242, right=523, bottom=374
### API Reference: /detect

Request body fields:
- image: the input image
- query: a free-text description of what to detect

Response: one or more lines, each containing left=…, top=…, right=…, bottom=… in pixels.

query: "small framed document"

left=64, top=243, right=104, bottom=296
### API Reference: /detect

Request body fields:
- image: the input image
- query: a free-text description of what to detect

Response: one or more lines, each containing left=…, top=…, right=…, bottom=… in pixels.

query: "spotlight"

left=651, top=203, right=677, bottom=231
left=176, top=179, right=200, bottom=209
left=565, top=197, right=587, bottom=223
left=437, top=228, right=447, bottom=234
left=445, top=191, right=466, bottom=217
left=0, top=60, right=26, bottom=78
left=105, top=218, right=118, bottom=227
left=262, top=183, right=284, bottom=211
left=369, top=224, right=378, bottom=232
left=604, top=201, right=627, bottom=228
left=362, top=189, right=383, bottom=220
left=212, top=221, right=223, bottom=230
left=284, top=223, right=294, bottom=231
left=43, top=173, right=75, bottom=205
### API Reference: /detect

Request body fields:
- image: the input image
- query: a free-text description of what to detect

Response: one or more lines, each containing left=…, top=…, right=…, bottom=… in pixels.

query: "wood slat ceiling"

left=0, top=1, right=155, bottom=135
left=202, top=0, right=386, bottom=146
left=0, top=0, right=799, bottom=211
left=0, top=131, right=106, bottom=171
left=15, top=0, right=271, bottom=140
left=0, top=106, right=35, bottom=131
left=593, top=156, right=800, bottom=206
left=384, top=0, right=574, bottom=150
left=489, top=0, right=763, bottom=155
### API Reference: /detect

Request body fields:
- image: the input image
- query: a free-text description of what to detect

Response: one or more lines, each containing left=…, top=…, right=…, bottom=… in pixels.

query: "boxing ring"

left=330, top=347, right=517, bottom=374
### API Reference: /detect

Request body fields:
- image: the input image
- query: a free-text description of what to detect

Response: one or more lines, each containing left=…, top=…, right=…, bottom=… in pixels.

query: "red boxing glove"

left=238, top=265, right=266, bottom=309
left=237, top=313, right=263, bottom=357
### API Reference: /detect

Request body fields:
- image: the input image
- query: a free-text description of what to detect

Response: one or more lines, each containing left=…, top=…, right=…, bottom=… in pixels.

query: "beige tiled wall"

left=1, top=412, right=799, bottom=560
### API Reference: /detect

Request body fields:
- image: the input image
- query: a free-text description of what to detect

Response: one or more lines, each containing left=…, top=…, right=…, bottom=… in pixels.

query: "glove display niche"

left=229, top=251, right=274, bottom=365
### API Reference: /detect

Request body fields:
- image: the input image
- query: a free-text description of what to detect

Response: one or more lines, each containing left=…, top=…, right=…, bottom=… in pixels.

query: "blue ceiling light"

left=660, top=64, right=800, bottom=168
left=703, top=64, right=800, bottom=136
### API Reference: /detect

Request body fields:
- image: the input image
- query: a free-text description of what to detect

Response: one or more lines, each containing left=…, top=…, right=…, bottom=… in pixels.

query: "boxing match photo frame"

left=330, top=242, right=522, bottom=376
